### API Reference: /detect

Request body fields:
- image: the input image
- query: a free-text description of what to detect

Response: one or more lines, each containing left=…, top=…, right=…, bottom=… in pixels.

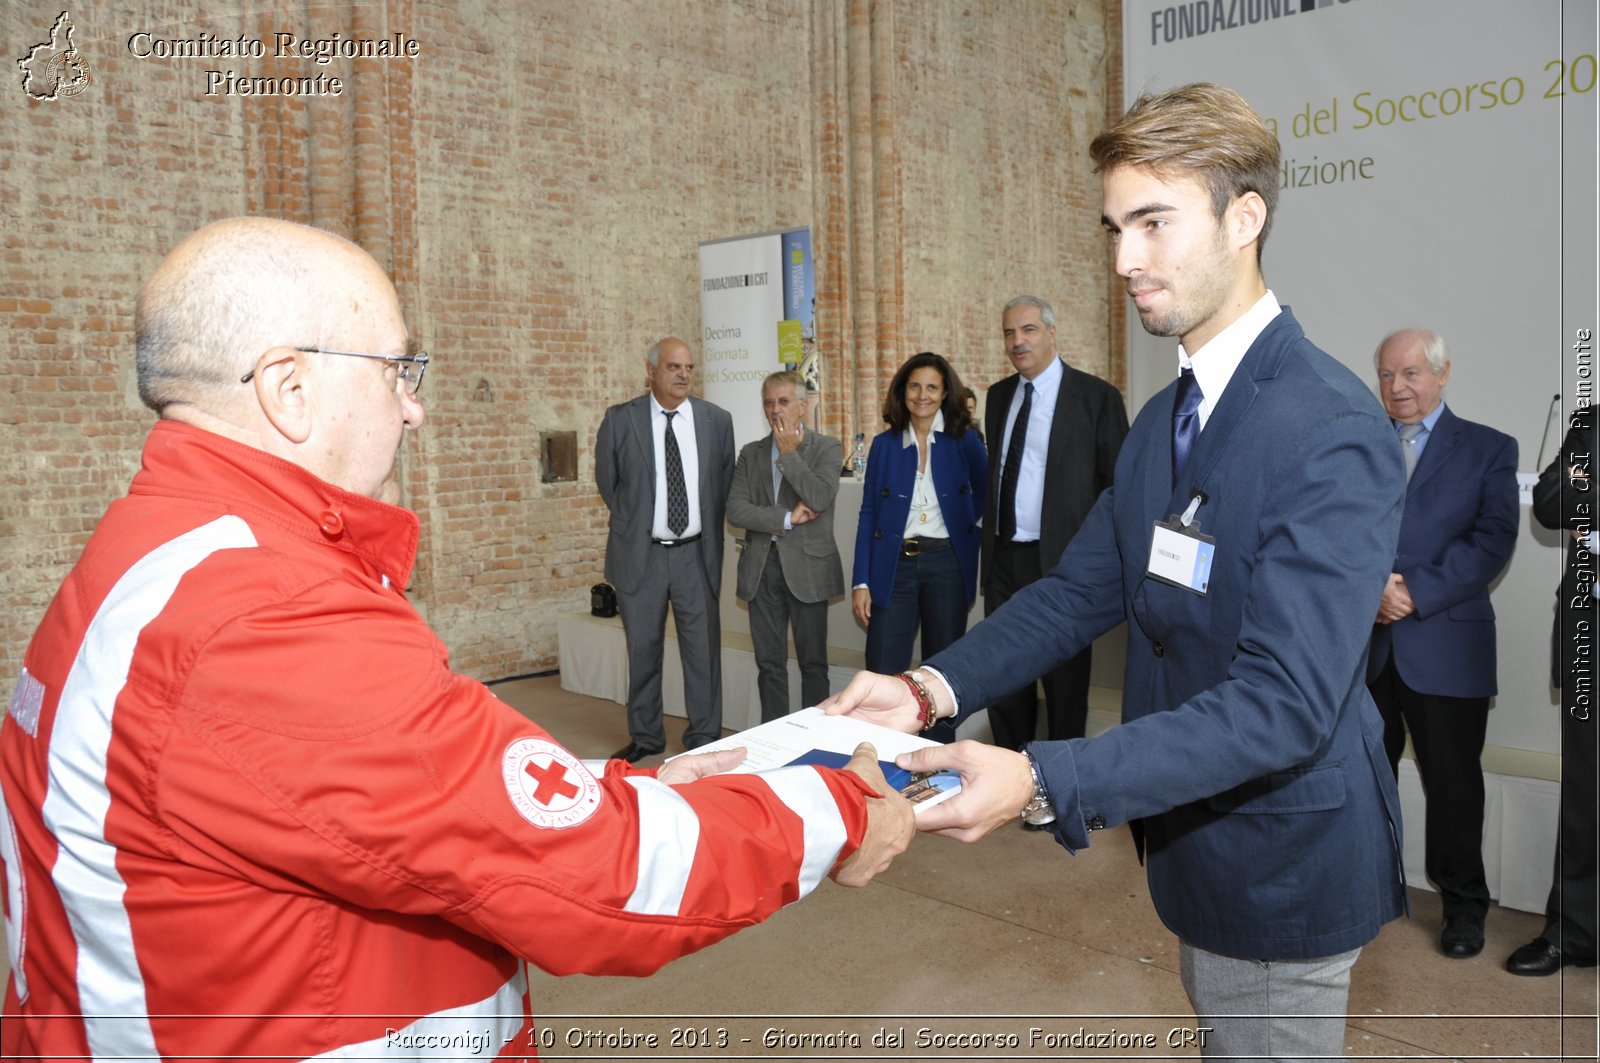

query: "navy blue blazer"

left=1366, top=405, right=1518, bottom=699
left=852, top=425, right=988, bottom=607
left=929, top=309, right=1408, bottom=960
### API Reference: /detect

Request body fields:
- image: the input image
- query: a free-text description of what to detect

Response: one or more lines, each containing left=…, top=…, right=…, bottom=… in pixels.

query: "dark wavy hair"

left=881, top=351, right=974, bottom=436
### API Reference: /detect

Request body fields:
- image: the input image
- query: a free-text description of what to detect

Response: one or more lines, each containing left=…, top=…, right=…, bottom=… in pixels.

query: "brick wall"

left=1, top=0, right=1117, bottom=685
left=896, top=0, right=1119, bottom=403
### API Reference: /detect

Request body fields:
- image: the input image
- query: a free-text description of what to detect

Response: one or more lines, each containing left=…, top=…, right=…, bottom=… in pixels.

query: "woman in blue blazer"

left=851, top=352, right=987, bottom=741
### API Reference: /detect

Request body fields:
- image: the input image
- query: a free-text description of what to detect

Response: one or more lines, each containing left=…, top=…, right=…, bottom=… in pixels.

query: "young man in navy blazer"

left=1366, top=328, right=1518, bottom=961
left=825, top=83, right=1408, bottom=1058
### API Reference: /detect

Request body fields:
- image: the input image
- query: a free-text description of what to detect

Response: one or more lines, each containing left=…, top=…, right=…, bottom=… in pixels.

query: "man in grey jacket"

left=727, top=371, right=845, bottom=721
left=596, top=337, right=734, bottom=761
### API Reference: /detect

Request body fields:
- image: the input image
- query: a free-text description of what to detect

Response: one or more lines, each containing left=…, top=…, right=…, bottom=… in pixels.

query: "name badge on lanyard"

left=1147, top=490, right=1215, bottom=595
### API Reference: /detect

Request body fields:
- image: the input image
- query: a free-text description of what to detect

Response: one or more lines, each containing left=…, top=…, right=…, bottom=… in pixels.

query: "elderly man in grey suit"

left=596, top=337, right=735, bottom=762
left=728, top=371, right=845, bottom=721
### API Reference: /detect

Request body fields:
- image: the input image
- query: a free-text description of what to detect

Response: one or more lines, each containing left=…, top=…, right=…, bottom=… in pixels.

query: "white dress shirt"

left=1178, top=290, right=1281, bottom=430
left=901, top=410, right=951, bottom=538
left=996, top=356, right=1065, bottom=543
left=650, top=394, right=702, bottom=540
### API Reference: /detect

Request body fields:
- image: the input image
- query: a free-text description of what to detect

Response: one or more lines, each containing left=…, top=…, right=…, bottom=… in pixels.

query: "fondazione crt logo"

left=18, top=11, right=93, bottom=101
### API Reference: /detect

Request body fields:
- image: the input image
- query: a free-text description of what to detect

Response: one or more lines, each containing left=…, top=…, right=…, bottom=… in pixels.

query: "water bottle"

left=850, top=433, right=867, bottom=478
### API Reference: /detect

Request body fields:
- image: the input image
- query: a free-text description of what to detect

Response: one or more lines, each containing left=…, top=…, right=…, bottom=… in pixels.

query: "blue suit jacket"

left=1365, top=406, right=1518, bottom=698
left=852, top=426, right=988, bottom=606
left=930, top=309, right=1408, bottom=960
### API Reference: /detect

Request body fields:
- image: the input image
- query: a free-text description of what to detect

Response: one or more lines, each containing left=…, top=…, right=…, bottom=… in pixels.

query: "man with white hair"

left=0, top=218, right=912, bottom=1060
left=597, top=336, right=734, bottom=761
left=1367, top=326, right=1518, bottom=960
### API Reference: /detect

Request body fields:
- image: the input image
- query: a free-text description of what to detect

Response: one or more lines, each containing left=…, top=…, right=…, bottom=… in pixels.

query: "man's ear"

left=1229, top=191, right=1268, bottom=251
left=252, top=348, right=314, bottom=445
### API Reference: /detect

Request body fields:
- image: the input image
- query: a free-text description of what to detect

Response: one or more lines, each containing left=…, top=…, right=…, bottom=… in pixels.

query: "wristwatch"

left=1021, top=750, right=1057, bottom=827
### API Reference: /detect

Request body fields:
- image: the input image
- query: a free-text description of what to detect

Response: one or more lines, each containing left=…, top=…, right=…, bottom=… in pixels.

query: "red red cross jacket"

left=1, top=421, right=873, bottom=1060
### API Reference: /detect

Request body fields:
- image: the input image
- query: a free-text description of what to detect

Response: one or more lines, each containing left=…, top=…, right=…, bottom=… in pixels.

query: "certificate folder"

left=675, top=707, right=961, bottom=814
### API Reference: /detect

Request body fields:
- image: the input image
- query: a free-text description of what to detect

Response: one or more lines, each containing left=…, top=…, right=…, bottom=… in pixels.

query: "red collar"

left=131, top=421, right=421, bottom=588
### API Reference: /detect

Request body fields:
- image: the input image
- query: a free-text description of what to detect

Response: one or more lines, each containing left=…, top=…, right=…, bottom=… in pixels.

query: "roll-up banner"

left=700, top=229, right=813, bottom=447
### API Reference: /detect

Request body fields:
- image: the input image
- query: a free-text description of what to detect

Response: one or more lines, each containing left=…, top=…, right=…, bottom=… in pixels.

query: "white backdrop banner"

left=1119, top=0, right=1598, bottom=766
left=699, top=232, right=786, bottom=447
left=1120, top=0, right=1594, bottom=419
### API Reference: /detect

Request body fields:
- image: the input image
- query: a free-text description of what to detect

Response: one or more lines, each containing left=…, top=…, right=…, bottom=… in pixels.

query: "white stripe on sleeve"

left=43, top=516, right=256, bottom=1060
left=622, top=776, right=700, bottom=916
left=757, top=766, right=848, bottom=903
left=310, top=964, right=528, bottom=1058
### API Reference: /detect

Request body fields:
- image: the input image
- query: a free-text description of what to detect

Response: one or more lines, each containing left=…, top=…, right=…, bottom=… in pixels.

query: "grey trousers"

left=1179, top=942, right=1360, bottom=1062
left=749, top=549, right=830, bottom=721
left=616, top=540, right=723, bottom=750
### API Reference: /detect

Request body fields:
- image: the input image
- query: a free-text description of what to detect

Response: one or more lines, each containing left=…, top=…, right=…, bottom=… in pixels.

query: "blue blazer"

left=1366, top=405, right=1518, bottom=699
left=929, top=309, right=1408, bottom=960
left=852, top=425, right=988, bottom=607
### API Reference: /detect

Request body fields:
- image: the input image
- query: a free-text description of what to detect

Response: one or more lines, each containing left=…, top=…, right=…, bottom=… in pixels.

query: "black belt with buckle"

left=653, top=534, right=702, bottom=548
left=901, top=537, right=949, bottom=557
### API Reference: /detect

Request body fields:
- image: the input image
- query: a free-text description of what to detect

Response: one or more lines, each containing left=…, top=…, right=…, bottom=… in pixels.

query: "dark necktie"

left=663, top=410, right=689, bottom=535
left=1172, top=367, right=1203, bottom=488
left=1397, top=421, right=1424, bottom=483
left=997, top=381, right=1034, bottom=543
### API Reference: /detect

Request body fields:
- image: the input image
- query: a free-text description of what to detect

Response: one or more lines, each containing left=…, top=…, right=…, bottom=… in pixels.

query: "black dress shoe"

left=1505, top=938, right=1598, bottom=976
left=610, top=742, right=663, bottom=764
left=1441, top=914, right=1485, bottom=958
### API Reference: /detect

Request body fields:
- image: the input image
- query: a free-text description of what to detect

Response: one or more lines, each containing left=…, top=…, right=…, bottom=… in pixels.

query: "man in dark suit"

left=1507, top=406, right=1598, bottom=975
left=825, top=83, right=1407, bottom=1058
left=1366, top=328, right=1518, bottom=960
left=983, top=294, right=1127, bottom=750
left=596, top=337, right=734, bottom=762
left=727, top=371, right=845, bottom=721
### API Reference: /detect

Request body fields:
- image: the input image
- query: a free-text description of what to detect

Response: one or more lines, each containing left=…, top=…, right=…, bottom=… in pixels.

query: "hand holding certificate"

left=820, top=669, right=1040, bottom=842
left=674, top=707, right=963, bottom=814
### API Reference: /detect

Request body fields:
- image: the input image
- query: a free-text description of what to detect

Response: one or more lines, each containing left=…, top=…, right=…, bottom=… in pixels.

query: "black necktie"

left=1172, top=367, right=1203, bottom=488
left=998, top=381, right=1034, bottom=543
left=663, top=410, right=689, bottom=536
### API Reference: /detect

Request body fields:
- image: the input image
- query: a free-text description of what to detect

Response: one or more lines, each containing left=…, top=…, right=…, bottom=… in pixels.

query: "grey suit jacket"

left=596, top=394, right=734, bottom=596
left=727, top=430, right=845, bottom=604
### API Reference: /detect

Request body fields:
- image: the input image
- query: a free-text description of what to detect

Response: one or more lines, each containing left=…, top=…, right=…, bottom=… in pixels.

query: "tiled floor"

left=494, top=676, right=1599, bottom=1062
left=3, top=675, right=1594, bottom=1061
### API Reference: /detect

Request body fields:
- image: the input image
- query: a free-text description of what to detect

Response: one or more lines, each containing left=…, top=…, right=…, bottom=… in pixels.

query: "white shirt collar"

left=901, top=408, right=945, bottom=448
left=1177, top=290, right=1280, bottom=426
left=650, top=393, right=691, bottom=419
left=1021, top=355, right=1065, bottom=399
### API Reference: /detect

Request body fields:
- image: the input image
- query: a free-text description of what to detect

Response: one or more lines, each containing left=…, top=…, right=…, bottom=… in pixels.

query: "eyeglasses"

left=240, top=347, right=430, bottom=395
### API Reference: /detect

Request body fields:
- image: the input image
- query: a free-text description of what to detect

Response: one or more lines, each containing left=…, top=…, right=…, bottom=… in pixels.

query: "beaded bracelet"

left=896, top=671, right=938, bottom=732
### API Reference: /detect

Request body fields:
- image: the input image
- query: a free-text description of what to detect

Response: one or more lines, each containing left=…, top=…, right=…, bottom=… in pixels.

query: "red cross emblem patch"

left=502, top=738, right=602, bottom=829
